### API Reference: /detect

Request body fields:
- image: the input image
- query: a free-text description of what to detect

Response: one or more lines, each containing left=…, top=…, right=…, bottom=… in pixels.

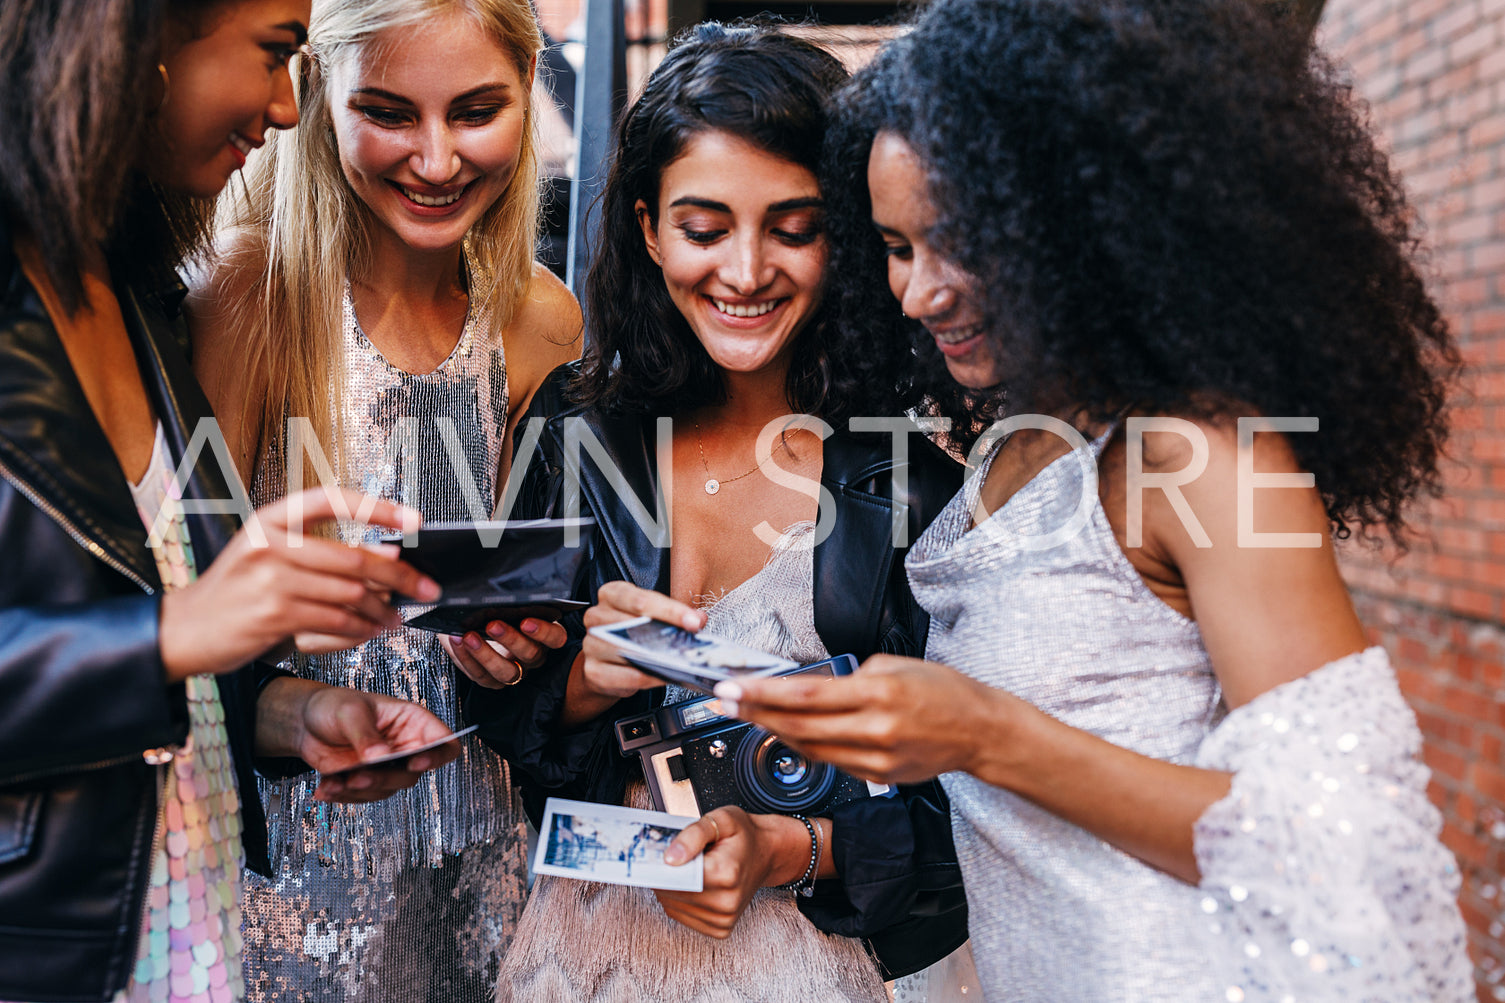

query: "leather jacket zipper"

left=0, top=453, right=154, bottom=594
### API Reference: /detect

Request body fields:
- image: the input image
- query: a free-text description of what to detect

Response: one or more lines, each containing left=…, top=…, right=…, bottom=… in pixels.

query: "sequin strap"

left=121, top=425, right=247, bottom=1003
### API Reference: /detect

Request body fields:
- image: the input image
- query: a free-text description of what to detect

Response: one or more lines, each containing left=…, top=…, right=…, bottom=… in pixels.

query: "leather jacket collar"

left=0, top=226, right=236, bottom=594
left=529, top=391, right=962, bottom=659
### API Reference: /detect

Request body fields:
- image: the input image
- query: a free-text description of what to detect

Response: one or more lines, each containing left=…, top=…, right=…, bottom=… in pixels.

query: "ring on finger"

left=706, top=816, right=721, bottom=843
left=503, top=658, right=525, bottom=686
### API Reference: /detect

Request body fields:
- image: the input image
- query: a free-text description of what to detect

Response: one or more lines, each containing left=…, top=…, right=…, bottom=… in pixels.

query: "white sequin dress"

left=904, top=428, right=1473, bottom=1002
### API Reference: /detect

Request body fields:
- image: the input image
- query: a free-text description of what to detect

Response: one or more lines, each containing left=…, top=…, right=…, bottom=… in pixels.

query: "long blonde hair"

left=223, top=0, right=543, bottom=487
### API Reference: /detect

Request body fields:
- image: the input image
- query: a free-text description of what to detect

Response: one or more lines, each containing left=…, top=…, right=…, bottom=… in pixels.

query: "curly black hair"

left=573, top=21, right=912, bottom=424
left=822, top=0, right=1458, bottom=543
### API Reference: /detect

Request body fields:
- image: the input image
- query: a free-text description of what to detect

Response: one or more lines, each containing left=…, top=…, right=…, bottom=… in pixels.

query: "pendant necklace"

left=694, top=420, right=788, bottom=495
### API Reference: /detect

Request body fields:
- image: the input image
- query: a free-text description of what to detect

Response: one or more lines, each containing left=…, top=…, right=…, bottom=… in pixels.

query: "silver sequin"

left=243, top=261, right=527, bottom=1002
left=906, top=429, right=1472, bottom=1002
left=906, top=428, right=1228, bottom=1002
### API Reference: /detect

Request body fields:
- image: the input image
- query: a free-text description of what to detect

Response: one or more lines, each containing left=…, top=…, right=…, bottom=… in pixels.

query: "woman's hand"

left=440, top=617, right=571, bottom=689
left=158, top=488, right=442, bottom=682
left=715, top=654, right=1010, bottom=785
left=560, top=581, right=706, bottom=726
left=255, top=677, right=462, bottom=803
left=654, top=807, right=816, bottom=938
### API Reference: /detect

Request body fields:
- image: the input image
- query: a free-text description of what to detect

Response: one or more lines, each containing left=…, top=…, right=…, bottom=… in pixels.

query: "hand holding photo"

left=588, top=617, right=798, bottom=694
left=533, top=797, right=704, bottom=892
left=318, top=724, right=478, bottom=779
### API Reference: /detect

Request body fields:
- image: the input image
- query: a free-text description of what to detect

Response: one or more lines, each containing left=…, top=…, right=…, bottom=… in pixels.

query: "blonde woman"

left=189, top=0, right=580, bottom=996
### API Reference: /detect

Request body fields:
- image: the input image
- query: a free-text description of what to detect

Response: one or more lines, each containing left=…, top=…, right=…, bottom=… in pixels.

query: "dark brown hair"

left=0, top=0, right=214, bottom=309
left=573, top=22, right=870, bottom=420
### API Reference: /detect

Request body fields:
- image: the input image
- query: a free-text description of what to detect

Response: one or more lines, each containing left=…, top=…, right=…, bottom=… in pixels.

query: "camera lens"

left=735, top=727, right=835, bottom=814
left=771, top=753, right=808, bottom=787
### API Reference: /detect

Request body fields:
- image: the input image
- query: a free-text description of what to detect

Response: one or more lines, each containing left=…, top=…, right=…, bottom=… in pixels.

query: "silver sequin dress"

left=241, top=276, right=528, bottom=1002
left=495, top=522, right=890, bottom=1003
left=905, top=429, right=1473, bottom=1003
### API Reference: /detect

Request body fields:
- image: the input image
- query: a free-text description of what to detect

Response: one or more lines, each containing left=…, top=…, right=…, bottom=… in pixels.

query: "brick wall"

left=1319, top=0, right=1505, bottom=995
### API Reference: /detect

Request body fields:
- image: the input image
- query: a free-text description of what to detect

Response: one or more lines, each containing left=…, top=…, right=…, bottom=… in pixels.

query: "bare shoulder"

left=502, top=263, right=582, bottom=416
left=516, top=262, right=582, bottom=356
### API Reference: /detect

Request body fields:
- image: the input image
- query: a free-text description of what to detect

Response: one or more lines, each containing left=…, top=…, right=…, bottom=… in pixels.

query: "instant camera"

left=613, top=655, right=891, bottom=817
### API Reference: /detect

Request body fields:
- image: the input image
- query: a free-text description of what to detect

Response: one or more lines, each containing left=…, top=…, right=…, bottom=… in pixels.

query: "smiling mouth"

left=398, top=183, right=466, bottom=207
left=928, top=321, right=985, bottom=345
left=712, top=298, right=782, bottom=319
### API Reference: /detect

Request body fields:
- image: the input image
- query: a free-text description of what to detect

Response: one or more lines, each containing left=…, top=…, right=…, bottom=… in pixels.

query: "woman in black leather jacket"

left=0, top=2, right=460, bottom=999
left=464, top=25, right=967, bottom=999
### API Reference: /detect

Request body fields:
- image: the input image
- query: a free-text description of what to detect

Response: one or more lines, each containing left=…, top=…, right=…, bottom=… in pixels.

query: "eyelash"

left=264, top=44, right=299, bottom=67
left=675, top=225, right=824, bottom=247
left=356, top=106, right=504, bottom=128
left=883, top=244, right=912, bottom=261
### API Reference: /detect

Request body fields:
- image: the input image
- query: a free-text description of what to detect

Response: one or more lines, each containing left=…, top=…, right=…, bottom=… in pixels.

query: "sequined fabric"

left=243, top=266, right=527, bottom=1002
left=906, top=429, right=1227, bottom=1001
left=121, top=425, right=246, bottom=1003
left=1193, top=647, right=1473, bottom=1002
left=906, top=429, right=1472, bottom=1002
left=496, top=523, right=889, bottom=1003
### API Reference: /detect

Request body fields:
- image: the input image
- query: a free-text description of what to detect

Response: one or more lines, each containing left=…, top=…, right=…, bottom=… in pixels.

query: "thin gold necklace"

left=693, top=420, right=788, bottom=495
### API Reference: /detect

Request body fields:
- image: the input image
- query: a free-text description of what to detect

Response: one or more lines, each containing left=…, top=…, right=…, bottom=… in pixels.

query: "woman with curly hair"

left=722, top=1, right=1474, bottom=1000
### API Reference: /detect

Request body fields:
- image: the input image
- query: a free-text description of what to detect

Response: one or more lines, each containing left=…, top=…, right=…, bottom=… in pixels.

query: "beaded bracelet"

left=776, top=813, right=821, bottom=897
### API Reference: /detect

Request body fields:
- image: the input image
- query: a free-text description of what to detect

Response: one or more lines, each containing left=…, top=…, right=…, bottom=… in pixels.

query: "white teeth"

left=931, top=322, right=984, bottom=345
left=402, top=186, right=463, bottom=207
left=713, top=298, right=778, bottom=319
left=229, top=133, right=253, bottom=156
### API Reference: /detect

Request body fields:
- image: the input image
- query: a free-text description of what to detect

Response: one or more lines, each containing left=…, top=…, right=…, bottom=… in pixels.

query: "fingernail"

left=486, top=621, right=507, bottom=638
left=713, top=681, right=743, bottom=702
left=385, top=610, right=404, bottom=629
left=418, top=578, right=442, bottom=602
left=465, top=633, right=482, bottom=650
left=718, top=699, right=739, bottom=717
left=372, top=543, right=401, bottom=558
left=522, top=620, right=538, bottom=634
left=407, top=754, right=432, bottom=772
left=399, top=506, right=423, bottom=534
left=682, top=612, right=702, bottom=631
left=349, top=773, right=374, bottom=790
left=665, top=844, right=686, bottom=866
left=365, top=744, right=391, bottom=759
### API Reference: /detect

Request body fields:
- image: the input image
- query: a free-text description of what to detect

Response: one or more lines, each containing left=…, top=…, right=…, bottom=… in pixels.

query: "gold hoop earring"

left=153, top=63, right=171, bottom=114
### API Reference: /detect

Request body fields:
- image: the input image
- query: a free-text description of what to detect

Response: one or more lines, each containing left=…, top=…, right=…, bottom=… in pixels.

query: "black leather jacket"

left=0, top=232, right=275, bottom=1001
left=468, top=364, right=969, bottom=978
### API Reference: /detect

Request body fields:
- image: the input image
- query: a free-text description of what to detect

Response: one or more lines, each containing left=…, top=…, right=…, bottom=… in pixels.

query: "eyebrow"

left=351, top=83, right=515, bottom=105
left=667, top=196, right=825, bottom=213
left=872, top=222, right=904, bottom=238
left=274, top=21, right=308, bottom=45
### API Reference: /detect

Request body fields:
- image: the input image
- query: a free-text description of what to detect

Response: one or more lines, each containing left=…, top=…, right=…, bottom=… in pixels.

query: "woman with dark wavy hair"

left=468, top=21, right=967, bottom=1001
left=723, top=1, right=1474, bottom=1000
left=0, top=0, right=464, bottom=999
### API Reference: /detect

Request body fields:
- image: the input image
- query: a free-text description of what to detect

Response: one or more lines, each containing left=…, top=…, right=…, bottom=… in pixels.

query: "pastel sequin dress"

left=119, top=425, right=246, bottom=1003
left=904, top=427, right=1473, bottom=1002
left=241, top=268, right=528, bottom=1002
left=495, top=523, right=890, bottom=1003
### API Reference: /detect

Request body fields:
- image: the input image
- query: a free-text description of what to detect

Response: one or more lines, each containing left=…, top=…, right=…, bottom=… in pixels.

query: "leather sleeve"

left=799, top=432, right=969, bottom=974
left=800, top=784, right=971, bottom=979
left=465, top=367, right=650, bottom=824
left=0, top=596, right=188, bottom=785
